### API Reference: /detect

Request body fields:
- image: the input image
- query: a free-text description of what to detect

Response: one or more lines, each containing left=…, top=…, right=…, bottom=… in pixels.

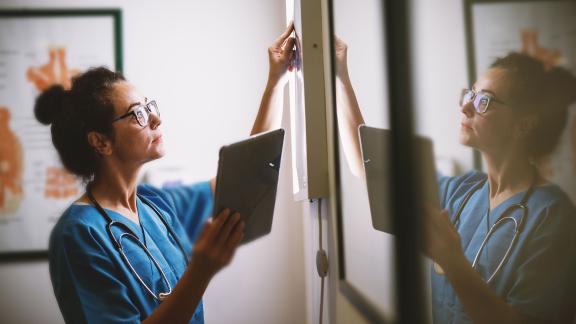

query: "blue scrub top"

left=49, top=181, right=213, bottom=324
left=432, top=171, right=576, bottom=323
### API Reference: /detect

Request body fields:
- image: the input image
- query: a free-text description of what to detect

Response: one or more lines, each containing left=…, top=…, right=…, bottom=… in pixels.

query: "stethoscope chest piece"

left=158, top=292, right=170, bottom=301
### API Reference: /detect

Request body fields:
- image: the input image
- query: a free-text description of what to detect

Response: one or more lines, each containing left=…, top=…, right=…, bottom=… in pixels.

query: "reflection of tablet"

left=213, top=129, right=285, bottom=244
left=359, top=125, right=439, bottom=233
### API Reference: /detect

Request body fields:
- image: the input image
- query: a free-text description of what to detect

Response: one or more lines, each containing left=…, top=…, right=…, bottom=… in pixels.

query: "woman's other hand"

left=267, top=22, right=296, bottom=87
left=189, top=208, right=245, bottom=279
left=143, top=209, right=244, bottom=323
left=422, top=205, right=464, bottom=268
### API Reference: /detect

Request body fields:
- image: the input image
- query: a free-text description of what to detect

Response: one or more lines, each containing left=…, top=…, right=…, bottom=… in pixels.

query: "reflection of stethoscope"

left=434, top=171, right=537, bottom=284
left=87, top=187, right=189, bottom=302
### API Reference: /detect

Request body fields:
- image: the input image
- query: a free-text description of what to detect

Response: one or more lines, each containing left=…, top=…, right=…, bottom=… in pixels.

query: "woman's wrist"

left=336, top=70, right=351, bottom=87
left=185, top=259, right=214, bottom=286
left=438, top=249, right=468, bottom=277
left=265, top=74, right=287, bottom=92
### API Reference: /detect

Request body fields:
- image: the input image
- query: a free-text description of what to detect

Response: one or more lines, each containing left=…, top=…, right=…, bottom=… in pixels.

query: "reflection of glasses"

left=113, top=100, right=160, bottom=127
left=459, top=89, right=507, bottom=114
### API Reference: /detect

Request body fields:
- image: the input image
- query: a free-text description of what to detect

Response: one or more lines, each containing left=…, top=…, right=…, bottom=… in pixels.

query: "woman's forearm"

left=251, top=79, right=284, bottom=135
left=251, top=23, right=294, bottom=136
left=142, top=262, right=211, bottom=324
left=336, top=74, right=365, bottom=177
left=442, top=252, right=540, bottom=324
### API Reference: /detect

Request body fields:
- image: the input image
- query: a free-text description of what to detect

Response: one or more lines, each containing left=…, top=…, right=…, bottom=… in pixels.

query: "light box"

left=286, top=0, right=331, bottom=201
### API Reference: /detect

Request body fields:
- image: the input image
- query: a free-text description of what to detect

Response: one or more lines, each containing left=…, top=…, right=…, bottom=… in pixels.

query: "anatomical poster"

left=469, top=1, right=576, bottom=203
left=0, top=11, right=120, bottom=254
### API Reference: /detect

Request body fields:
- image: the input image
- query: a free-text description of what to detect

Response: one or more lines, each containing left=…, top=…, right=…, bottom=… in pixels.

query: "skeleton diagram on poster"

left=471, top=1, right=576, bottom=203
left=0, top=14, right=117, bottom=253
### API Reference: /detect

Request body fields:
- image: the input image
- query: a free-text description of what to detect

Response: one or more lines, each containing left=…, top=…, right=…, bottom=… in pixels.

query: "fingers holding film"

left=275, top=21, right=294, bottom=46
left=282, top=37, right=296, bottom=56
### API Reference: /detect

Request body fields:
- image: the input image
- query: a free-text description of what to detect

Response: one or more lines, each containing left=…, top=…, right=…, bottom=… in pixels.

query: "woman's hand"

left=421, top=206, right=542, bottom=324
left=189, top=208, right=245, bottom=279
left=422, top=205, right=464, bottom=268
left=143, top=209, right=244, bottom=324
left=251, top=23, right=295, bottom=135
left=267, top=22, right=296, bottom=87
left=334, top=36, right=349, bottom=80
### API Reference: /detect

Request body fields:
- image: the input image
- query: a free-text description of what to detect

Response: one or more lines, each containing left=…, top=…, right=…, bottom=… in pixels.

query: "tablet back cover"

left=359, top=126, right=439, bottom=233
left=214, top=129, right=285, bottom=244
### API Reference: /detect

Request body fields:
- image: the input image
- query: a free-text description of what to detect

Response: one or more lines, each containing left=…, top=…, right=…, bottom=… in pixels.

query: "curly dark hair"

left=34, top=67, right=125, bottom=181
left=489, top=53, right=576, bottom=159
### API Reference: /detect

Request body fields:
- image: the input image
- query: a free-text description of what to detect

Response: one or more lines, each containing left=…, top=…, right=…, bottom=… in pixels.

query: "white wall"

left=330, top=0, right=396, bottom=321
left=411, top=0, right=473, bottom=171
left=0, top=1, right=307, bottom=323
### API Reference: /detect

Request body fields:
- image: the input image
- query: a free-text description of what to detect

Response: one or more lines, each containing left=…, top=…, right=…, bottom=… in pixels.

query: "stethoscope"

left=434, top=171, right=537, bottom=284
left=86, top=186, right=189, bottom=302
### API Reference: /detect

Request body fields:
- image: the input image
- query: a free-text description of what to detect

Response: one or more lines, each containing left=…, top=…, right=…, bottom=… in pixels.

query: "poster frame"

left=0, top=8, right=122, bottom=261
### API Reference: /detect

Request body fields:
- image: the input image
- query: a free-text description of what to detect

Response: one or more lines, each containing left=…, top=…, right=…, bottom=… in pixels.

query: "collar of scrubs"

left=74, top=197, right=148, bottom=241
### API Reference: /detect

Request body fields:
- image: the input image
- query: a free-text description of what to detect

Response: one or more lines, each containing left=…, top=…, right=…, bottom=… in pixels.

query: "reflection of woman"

left=39, top=25, right=294, bottom=324
left=335, top=41, right=576, bottom=322
left=425, top=54, right=576, bottom=323
left=333, top=37, right=365, bottom=178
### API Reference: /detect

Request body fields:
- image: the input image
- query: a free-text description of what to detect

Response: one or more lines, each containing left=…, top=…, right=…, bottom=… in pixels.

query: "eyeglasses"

left=459, top=89, right=507, bottom=114
left=113, top=100, right=160, bottom=127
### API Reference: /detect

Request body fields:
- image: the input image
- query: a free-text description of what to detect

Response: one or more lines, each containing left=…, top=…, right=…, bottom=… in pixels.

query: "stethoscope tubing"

left=448, top=173, right=536, bottom=284
left=471, top=210, right=523, bottom=283
left=86, top=187, right=189, bottom=302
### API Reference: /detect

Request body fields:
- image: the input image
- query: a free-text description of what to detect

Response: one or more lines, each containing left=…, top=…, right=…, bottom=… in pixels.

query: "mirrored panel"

left=413, top=0, right=576, bottom=322
left=331, top=0, right=396, bottom=321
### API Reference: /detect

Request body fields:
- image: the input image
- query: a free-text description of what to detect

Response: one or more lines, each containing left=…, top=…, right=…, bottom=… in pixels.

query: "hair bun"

left=546, top=67, right=576, bottom=110
left=34, top=85, right=68, bottom=125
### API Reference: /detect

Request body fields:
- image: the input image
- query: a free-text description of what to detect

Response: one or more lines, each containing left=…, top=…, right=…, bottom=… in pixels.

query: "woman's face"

left=108, top=81, right=165, bottom=165
left=459, top=68, right=519, bottom=156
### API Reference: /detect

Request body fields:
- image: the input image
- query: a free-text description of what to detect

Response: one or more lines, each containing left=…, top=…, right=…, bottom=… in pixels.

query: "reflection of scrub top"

left=432, top=171, right=576, bottom=323
left=49, top=182, right=213, bottom=324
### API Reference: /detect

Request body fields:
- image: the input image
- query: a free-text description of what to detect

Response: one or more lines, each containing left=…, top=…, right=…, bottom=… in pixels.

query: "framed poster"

left=464, top=0, right=576, bottom=202
left=0, top=9, right=122, bottom=259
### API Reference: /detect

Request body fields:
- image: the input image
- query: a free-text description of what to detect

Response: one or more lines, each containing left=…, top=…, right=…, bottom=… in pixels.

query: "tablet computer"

left=213, top=128, right=285, bottom=244
left=359, top=125, right=439, bottom=233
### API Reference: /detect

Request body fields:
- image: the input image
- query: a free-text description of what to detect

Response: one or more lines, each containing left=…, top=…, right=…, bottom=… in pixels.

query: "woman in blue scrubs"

left=334, top=40, right=576, bottom=323
left=35, top=25, right=296, bottom=324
